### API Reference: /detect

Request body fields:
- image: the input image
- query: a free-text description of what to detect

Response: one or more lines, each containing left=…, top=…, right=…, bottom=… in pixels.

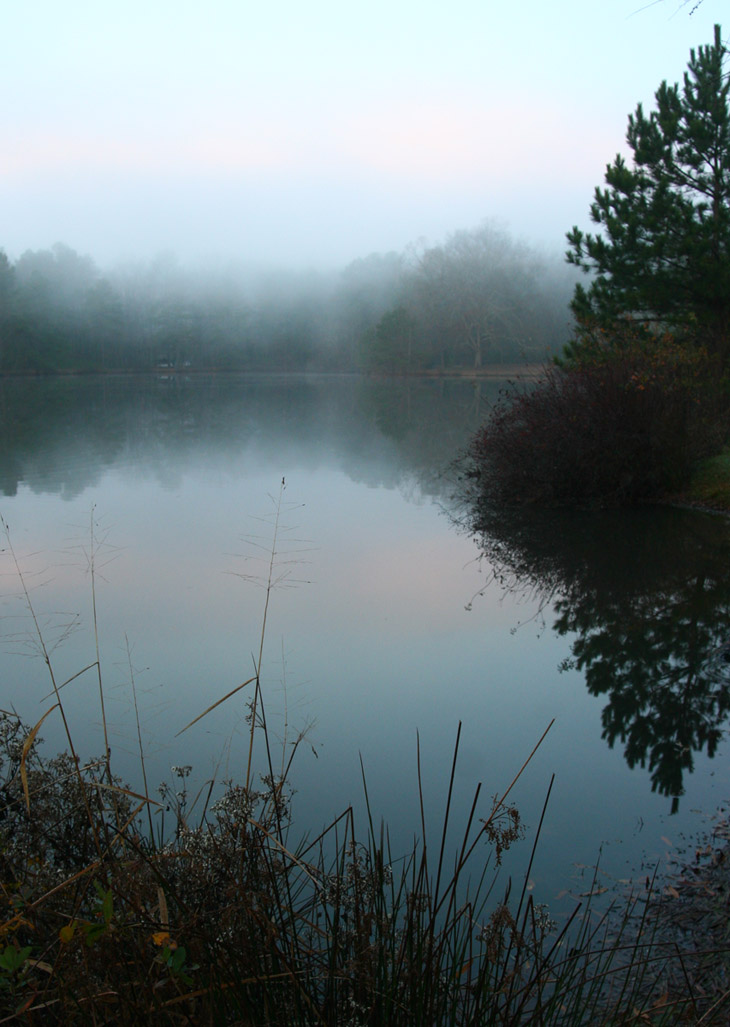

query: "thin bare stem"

left=0, top=516, right=103, bottom=858
left=246, top=476, right=286, bottom=792
left=88, top=506, right=111, bottom=782
left=125, top=634, right=155, bottom=840
left=2, top=520, right=78, bottom=766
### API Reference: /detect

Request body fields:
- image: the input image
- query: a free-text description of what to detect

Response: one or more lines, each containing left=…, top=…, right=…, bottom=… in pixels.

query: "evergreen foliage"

left=567, top=25, right=730, bottom=362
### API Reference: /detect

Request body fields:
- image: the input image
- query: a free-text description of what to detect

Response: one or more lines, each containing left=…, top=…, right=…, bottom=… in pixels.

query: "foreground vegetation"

left=2, top=498, right=730, bottom=1026
left=5, top=716, right=729, bottom=1026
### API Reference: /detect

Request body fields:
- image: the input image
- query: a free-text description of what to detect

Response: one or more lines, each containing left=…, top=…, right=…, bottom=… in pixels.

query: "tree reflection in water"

left=455, top=496, right=730, bottom=812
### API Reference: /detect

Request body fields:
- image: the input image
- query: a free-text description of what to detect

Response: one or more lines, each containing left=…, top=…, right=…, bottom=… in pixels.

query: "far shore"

left=0, top=362, right=548, bottom=380
left=410, top=363, right=546, bottom=379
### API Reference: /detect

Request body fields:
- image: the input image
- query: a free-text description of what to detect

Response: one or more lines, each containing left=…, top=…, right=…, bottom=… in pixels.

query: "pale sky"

left=0, top=0, right=722, bottom=269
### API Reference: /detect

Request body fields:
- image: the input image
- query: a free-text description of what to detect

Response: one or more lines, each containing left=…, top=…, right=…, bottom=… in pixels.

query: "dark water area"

left=1, top=373, right=730, bottom=921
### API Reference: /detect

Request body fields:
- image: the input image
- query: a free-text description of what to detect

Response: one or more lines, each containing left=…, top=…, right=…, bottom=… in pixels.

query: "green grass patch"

left=686, top=446, right=730, bottom=511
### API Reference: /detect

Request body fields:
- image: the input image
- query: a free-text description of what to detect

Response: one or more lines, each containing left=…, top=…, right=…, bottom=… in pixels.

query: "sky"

left=0, top=0, right=722, bottom=271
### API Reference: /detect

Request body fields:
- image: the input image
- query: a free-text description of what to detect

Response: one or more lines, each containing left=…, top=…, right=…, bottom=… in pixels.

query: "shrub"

left=468, top=334, right=727, bottom=507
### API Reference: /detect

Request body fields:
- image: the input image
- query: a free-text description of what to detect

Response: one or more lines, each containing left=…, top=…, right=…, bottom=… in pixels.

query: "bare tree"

left=413, top=223, right=541, bottom=368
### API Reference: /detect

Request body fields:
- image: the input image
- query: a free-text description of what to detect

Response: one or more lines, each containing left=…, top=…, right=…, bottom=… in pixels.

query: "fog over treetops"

left=0, top=223, right=576, bottom=374
left=1, top=2, right=716, bottom=374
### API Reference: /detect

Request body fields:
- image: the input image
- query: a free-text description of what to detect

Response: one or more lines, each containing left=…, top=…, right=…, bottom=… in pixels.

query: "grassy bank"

left=2, top=496, right=729, bottom=1025
left=678, top=446, right=730, bottom=513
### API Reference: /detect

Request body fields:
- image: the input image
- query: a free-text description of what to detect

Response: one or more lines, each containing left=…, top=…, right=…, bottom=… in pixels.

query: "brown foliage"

left=468, top=334, right=727, bottom=507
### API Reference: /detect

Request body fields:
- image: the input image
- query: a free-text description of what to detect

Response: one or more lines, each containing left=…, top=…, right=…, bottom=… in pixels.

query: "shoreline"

left=0, top=363, right=547, bottom=381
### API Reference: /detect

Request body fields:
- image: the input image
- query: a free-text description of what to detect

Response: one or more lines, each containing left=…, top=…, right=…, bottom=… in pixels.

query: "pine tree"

left=567, top=25, right=730, bottom=362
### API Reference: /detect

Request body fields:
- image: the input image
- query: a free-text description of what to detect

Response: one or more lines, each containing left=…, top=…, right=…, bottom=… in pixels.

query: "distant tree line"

left=359, top=224, right=572, bottom=372
left=0, top=227, right=573, bottom=375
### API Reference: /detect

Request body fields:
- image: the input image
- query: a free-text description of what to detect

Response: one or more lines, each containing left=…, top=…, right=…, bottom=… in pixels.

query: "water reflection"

left=4, top=374, right=730, bottom=901
left=457, top=500, right=730, bottom=811
left=0, top=374, right=501, bottom=501
left=9, top=373, right=730, bottom=820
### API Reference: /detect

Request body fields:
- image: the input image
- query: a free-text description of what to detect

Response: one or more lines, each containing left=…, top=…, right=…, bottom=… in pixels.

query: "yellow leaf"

left=152, top=931, right=171, bottom=947
left=59, top=924, right=76, bottom=943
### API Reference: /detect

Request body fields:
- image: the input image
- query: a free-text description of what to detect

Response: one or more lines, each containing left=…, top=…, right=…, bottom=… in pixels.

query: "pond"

left=1, top=372, right=729, bottom=921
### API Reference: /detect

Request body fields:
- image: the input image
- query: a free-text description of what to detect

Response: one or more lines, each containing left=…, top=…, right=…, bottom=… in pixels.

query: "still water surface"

left=2, top=373, right=730, bottom=918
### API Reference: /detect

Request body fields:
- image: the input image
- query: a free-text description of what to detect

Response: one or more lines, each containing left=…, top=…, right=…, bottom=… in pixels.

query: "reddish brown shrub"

left=469, top=337, right=726, bottom=507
